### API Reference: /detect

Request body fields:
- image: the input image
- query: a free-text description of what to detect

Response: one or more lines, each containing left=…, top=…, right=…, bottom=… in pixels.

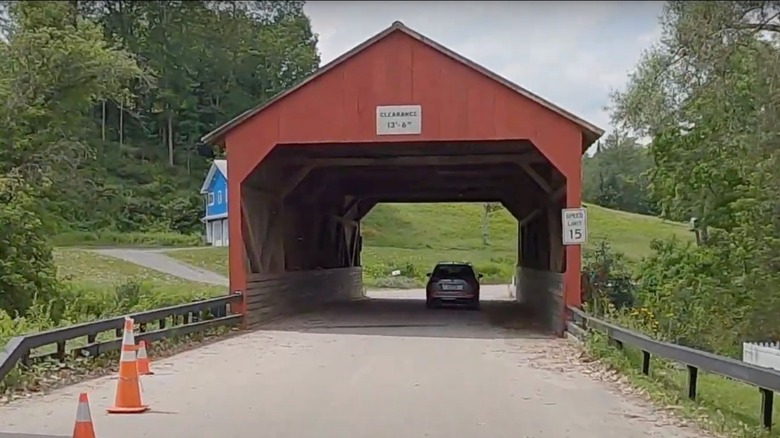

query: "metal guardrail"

left=567, top=305, right=780, bottom=430
left=0, top=293, right=243, bottom=383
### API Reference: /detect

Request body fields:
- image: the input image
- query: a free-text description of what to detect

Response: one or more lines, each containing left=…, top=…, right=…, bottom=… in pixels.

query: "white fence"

left=742, top=341, right=780, bottom=371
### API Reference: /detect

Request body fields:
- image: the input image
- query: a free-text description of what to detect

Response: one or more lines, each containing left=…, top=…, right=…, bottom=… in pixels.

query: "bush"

left=371, top=276, right=422, bottom=289
left=0, top=180, right=60, bottom=317
left=582, top=241, right=636, bottom=313
left=0, top=277, right=218, bottom=352
left=589, top=231, right=758, bottom=357
left=473, top=261, right=513, bottom=284
left=363, top=259, right=427, bottom=286
left=632, top=235, right=748, bottom=356
left=51, top=230, right=202, bottom=247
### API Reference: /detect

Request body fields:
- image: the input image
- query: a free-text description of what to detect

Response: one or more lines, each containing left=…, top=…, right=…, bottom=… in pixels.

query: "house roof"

left=199, top=159, right=227, bottom=194
left=201, top=21, right=604, bottom=149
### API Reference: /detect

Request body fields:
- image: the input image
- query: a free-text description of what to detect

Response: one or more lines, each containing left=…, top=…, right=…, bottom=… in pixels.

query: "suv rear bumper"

left=431, top=293, right=475, bottom=298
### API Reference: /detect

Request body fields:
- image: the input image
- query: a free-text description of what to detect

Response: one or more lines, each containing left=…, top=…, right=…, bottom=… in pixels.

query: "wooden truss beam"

left=278, top=152, right=544, bottom=168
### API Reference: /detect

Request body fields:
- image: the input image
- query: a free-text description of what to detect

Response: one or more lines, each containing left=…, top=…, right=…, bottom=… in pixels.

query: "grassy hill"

left=165, top=203, right=693, bottom=288
left=0, top=249, right=224, bottom=348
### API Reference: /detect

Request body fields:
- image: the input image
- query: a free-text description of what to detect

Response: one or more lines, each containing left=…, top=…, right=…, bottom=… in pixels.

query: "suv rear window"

left=432, top=264, right=475, bottom=279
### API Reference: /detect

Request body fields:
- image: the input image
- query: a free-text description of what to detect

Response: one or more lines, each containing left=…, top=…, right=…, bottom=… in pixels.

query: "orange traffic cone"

left=107, top=317, right=149, bottom=414
left=73, top=393, right=96, bottom=438
left=136, top=340, right=153, bottom=376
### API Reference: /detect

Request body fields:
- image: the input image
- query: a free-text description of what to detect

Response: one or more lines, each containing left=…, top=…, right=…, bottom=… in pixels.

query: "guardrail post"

left=56, top=341, right=66, bottom=363
left=760, top=388, right=774, bottom=430
left=0, top=294, right=243, bottom=384
left=20, top=352, right=30, bottom=368
left=687, top=366, right=698, bottom=400
left=641, top=350, right=650, bottom=375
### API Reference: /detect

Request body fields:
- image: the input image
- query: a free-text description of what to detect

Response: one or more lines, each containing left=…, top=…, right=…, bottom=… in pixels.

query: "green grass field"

left=2, top=250, right=224, bottom=354
left=164, top=203, right=693, bottom=288
left=52, top=249, right=224, bottom=311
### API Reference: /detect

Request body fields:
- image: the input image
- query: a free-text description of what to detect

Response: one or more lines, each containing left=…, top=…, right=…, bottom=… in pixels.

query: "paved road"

left=0, top=287, right=708, bottom=438
left=91, top=248, right=228, bottom=286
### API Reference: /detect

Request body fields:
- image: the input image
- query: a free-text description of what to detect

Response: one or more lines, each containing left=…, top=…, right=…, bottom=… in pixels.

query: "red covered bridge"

left=201, top=21, right=603, bottom=333
left=5, top=23, right=725, bottom=438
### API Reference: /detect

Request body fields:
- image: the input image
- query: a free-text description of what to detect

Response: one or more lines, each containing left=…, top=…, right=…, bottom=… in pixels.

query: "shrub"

left=0, top=179, right=60, bottom=317
left=473, top=262, right=513, bottom=284
left=372, top=276, right=421, bottom=289
left=582, top=240, right=636, bottom=313
left=50, top=230, right=202, bottom=248
left=633, top=235, right=747, bottom=356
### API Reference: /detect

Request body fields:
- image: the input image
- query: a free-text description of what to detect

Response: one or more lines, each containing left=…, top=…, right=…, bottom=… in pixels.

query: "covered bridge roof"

left=201, top=21, right=604, bottom=150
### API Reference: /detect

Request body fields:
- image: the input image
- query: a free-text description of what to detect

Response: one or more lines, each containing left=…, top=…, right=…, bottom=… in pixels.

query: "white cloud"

left=305, top=1, right=664, bottom=141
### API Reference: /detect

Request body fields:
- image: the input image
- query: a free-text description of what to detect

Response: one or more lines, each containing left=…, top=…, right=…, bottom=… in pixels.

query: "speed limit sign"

left=562, top=208, right=587, bottom=245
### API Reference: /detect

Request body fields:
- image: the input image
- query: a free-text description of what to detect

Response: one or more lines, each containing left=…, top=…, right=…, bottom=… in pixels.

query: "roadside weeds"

left=1, top=326, right=239, bottom=405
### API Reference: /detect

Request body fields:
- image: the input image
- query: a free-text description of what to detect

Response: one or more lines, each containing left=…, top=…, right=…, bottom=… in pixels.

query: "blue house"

left=199, top=159, right=229, bottom=247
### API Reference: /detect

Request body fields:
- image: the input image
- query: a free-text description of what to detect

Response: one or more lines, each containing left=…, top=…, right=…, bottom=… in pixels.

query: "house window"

left=225, top=187, right=228, bottom=203
left=208, top=193, right=214, bottom=205
left=217, top=191, right=223, bottom=204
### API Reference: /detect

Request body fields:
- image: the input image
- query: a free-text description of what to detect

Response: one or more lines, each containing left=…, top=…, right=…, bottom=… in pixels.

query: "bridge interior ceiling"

left=240, top=140, right=567, bottom=276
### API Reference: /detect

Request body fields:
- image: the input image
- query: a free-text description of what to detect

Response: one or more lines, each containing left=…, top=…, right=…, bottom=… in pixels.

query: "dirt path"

left=91, top=248, right=228, bottom=286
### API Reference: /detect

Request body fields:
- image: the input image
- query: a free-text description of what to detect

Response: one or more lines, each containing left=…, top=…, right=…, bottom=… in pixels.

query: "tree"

left=582, top=131, right=657, bottom=215
left=0, top=1, right=321, bottom=235
left=610, top=1, right=780, bottom=351
left=481, top=203, right=503, bottom=245
left=0, top=0, right=144, bottom=316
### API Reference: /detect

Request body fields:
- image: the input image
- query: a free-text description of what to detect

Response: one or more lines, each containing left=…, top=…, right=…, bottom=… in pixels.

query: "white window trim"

left=217, top=191, right=223, bottom=204
left=208, top=193, right=215, bottom=205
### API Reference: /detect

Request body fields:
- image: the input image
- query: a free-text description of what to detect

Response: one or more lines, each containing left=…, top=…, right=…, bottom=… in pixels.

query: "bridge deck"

left=0, top=288, right=705, bottom=438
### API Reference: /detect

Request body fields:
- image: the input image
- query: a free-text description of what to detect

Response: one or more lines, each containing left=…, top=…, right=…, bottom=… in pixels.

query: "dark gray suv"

left=425, top=262, right=482, bottom=310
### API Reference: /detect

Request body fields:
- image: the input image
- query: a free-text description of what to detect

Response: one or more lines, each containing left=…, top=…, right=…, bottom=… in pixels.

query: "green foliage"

left=0, top=1, right=320, bottom=237
left=51, top=230, right=202, bottom=248
left=0, top=1, right=319, bottom=335
left=581, top=241, right=635, bottom=313
left=0, top=178, right=60, bottom=318
left=582, top=131, right=658, bottom=216
left=607, top=1, right=780, bottom=358
left=0, top=248, right=224, bottom=352
left=372, top=276, right=421, bottom=290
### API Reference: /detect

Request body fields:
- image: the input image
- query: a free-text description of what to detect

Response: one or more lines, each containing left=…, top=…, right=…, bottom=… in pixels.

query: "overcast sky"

left=305, top=1, right=664, bottom=146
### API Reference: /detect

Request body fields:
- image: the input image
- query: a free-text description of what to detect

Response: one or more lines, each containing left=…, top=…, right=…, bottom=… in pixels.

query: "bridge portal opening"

left=200, top=21, right=602, bottom=336
left=238, top=140, right=569, bottom=333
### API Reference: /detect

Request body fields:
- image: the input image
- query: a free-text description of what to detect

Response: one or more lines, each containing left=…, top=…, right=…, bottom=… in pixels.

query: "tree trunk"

left=481, top=204, right=490, bottom=246
left=167, top=112, right=174, bottom=167
left=119, top=99, right=124, bottom=147
left=101, top=101, right=106, bottom=141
